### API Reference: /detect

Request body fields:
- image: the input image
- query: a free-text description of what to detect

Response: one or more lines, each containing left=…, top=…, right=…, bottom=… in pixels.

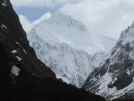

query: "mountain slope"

left=83, top=22, right=134, bottom=100
left=28, top=20, right=94, bottom=87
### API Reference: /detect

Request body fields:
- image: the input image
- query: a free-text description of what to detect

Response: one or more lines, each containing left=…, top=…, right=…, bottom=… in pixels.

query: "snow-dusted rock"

left=83, top=22, right=134, bottom=100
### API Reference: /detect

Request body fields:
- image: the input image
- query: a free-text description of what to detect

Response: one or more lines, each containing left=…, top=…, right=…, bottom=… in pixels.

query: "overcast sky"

left=60, top=0, right=134, bottom=39
left=11, top=0, right=80, bottom=8
left=11, top=0, right=81, bottom=21
left=11, top=0, right=134, bottom=40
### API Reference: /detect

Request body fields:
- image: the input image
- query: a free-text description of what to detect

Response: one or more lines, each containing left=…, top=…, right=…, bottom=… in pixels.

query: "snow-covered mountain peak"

left=29, top=11, right=116, bottom=54
left=31, top=11, right=94, bottom=53
left=26, top=11, right=111, bottom=87
left=44, top=12, right=88, bottom=32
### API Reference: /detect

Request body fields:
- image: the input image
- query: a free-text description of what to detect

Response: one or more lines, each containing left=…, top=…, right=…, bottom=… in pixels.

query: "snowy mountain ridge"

left=83, top=22, right=134, bottom=100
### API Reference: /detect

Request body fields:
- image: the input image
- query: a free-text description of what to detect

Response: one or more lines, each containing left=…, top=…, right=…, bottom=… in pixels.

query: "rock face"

left=0, top=0, right=55, bottom=79
left=0, top=0, right=106, bottom=101
left=83, top=23, right=134, bottom=100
